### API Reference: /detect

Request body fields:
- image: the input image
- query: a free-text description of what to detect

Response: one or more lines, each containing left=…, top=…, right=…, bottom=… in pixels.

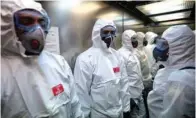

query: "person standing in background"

left=144, top=32, right=159, bottom=79
left=74, top=19, right=126, bottom=118
left=148, top=25, right=195, bottom=118
left=118, top=30, right=146, bottom=118
left=134, top=32, right=152, bottom=118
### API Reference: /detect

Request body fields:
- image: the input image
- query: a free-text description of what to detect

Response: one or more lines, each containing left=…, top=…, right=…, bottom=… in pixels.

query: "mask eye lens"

left=38, top=18, right=47, bottom=29
left=18, top=16, right=34, bottom=26
left=103, top=30, right=109, bottom=34
left=103, top=30, right=115, bottom=35
left=111, top=31, right=115, bottom=35
left=131, top=36, right=137, bottom=42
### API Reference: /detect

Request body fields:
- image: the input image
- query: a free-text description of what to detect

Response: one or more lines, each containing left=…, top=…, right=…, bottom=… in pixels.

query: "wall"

left=39, top=1, right=125, bottom=71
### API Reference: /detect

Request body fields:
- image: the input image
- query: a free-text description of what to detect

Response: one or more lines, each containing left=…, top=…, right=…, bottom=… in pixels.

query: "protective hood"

left=162, top=25, right=195, bottom=66
left=121, top=30, right=136, bottom=51
left=136, top=32, right=145, bottom=50
left=1, top=0, right=44, bottom=57
left=145, top=32, right=158, bottom=45
left=92, top=19, right=116, bottom=53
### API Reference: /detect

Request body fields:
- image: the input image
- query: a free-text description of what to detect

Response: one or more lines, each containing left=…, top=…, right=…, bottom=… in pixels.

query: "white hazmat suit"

left=1, top=0, right=84, bottom=118
left=118, top=30, right=145, bottom=118
left=135, top=32, right=152, bottom=86
left=135, top=32, right=152, bottom=118
left=144, top=32, right=159, bottom=78
left=74, top=19, right=125, bottom=118
left=147, top=25, right=195, bottom=118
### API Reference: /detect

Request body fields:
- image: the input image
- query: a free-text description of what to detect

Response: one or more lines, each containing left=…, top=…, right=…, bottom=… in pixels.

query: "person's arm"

left=151, top=62, right=159, bottom=78
left=126, top=56, right=144, bottom=99
left=63, top=61, right=84, bottom=118
left=119, top=56, right=131, bottom=112
left=74, top=57, right=93, bottom=118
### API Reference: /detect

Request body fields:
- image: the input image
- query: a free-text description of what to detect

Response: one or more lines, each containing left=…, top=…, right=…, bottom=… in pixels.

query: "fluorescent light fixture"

left=159, top=20, right=193, bottom=26
left=71, top=2, right=104, bottom=14
left=150, top=11, right=191, bottom=22
left=115, top=19, right=141, bottom=26
left=137, top=0, right=194, bottom=15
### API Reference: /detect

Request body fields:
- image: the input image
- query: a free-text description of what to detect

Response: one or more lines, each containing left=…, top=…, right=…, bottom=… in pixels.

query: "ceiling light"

left=159, top=20, right=193, bottom=26
left=150, top=11, right=191, bottom=22
left=137, top=0, right=194, bottom=15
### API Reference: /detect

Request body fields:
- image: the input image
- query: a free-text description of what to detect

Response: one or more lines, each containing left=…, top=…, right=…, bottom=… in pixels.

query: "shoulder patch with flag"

left=52, top=84, right=64, bottom=96
left=113, top=67, right=120, bottom=73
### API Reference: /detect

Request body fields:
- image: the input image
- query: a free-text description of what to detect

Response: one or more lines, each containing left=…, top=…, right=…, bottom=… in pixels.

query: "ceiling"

left=103, top=0, right=195, bottom=30
left=38, top=0, right=195, bottom=34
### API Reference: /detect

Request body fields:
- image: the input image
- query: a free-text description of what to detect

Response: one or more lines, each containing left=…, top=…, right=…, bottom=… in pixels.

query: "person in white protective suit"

left=135, top=32, right=152, bottom=87
left=74, top=19, right=126, bottom=118
left=1, top=0, right=84, bottom=118
left=134, top=32, right=152, bottom=118
left=147, top=25, right=195, bottom=118
left=144, top=32, right=159, bottom=78
left=118, top=30, right=146, bottom=118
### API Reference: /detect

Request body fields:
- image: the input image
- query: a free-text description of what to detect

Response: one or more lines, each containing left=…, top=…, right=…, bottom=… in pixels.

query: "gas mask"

left=131, top=35, right=138, bottom=48
left=14, top=9, right=50, bottom=55
left=100, top=25, right=116, bottom=48
left=153, top=38, right=169, bottom=62
left=143, top=38, right=148, bottom=46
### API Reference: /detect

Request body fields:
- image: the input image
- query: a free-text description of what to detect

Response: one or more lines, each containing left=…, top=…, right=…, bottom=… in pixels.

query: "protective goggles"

left=100, top=25, right=116, bottom=38
left=153, top=38, right=169, bottom=61
left=143, top=37, right=148, bottom=46
left=131, top=35, right=138, bottom=48
left=14, top=9, right=50, bottom=34
left=131, top=34, right=137, bottom=42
